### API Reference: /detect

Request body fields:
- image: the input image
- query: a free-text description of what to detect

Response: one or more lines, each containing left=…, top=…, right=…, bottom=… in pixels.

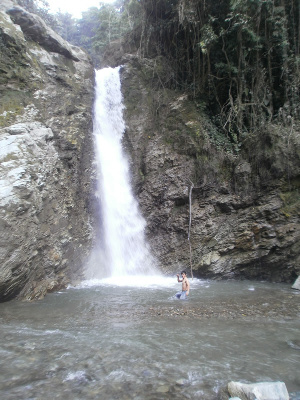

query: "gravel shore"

left=147, top=289, right=300, bottom=320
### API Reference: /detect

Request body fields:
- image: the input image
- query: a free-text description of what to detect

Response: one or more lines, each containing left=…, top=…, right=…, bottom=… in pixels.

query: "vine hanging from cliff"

left=129, top=0, right=300, bottom=149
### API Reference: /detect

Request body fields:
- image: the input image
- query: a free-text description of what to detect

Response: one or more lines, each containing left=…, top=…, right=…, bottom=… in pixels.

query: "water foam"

left=77, top=275, right=205, bottom=290
left=79, top=275, right=175, bottom=289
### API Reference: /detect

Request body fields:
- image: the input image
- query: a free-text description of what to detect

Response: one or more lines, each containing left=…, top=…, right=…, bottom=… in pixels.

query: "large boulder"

left=227, top=381, right=289, bottom=400
left=0, top=6, right=95, bottom=301
left=7, top=6, right=79, bottom=60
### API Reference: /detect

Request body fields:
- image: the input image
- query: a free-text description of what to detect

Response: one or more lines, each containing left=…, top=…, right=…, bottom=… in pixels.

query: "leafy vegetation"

left=17, top=0, right=57, bottom=26
left=133, top=0, right=300, bottom=147
left=17, top=0, right=138, bottom=66
left=17, top=0, right=300, bottom=157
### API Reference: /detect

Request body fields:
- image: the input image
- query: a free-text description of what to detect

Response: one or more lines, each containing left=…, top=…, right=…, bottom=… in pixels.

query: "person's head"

left=181, top=270, right=187, bottom=277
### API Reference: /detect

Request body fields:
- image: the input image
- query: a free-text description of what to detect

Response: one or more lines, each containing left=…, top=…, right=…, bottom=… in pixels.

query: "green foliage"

left=0, top=105, right=24, bottom=127
left=52, top=2, right=136, bottom=66
left=92, top=4, right=124, bottom=53
left=18, top=0, right=300, bottom=159
left=128, top=0, right=300, bottom=153
left=199, top=24, right=218, bottom=54
left=280, top=190, right=300, bottom=217
left=53, top=11, right=78, bottom=43
left=18, top=0, right=136, bottom=66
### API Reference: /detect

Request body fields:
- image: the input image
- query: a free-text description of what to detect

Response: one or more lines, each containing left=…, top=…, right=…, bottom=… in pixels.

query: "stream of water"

left=88, top=67, right=156, bottom=278
left=0, top=279, right=299, bottom=399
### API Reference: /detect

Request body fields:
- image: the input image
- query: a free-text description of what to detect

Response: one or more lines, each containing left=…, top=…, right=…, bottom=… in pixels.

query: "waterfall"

left=89, top=67, right=156, bottom=278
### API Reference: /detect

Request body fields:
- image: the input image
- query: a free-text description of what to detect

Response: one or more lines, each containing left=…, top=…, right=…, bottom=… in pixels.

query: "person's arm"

left=176, top=274, right=182, bottom=282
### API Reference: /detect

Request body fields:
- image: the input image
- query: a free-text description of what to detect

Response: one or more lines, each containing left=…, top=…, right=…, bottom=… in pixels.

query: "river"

left=0, top=278, right=299, bottom=399
left=2, top=66, right=299, bottom=400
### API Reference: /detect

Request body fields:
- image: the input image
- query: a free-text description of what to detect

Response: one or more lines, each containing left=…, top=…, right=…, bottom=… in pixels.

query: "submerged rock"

left=290, top=392, right=300, bottom=400
left=287, top=340, right=300, bottom=350
left=227, top=381, right=289, bottom=400
left=175, top=379, right=187, bottom=386
left=156, top=385, right=170, bottom=393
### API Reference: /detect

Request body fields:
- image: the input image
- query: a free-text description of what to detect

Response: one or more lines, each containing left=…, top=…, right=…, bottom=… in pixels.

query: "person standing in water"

left=176, top=270, right=190, bottom=299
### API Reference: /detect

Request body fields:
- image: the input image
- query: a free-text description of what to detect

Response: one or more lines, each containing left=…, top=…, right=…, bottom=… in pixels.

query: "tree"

left=17, top=0, right=56, bottom=27
left=54, top=11, right=78, bottom=44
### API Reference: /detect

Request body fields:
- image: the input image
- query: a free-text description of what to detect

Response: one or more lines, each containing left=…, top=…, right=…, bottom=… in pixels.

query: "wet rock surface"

left=292, top=276, right=300, bottom=290
left=7, top=6, right=79, bottom=60
left=120, top=55, right=300, bottom=282
left=227, top=381, right=289, bottom=400
left=0, top=3, right=95, bottom=301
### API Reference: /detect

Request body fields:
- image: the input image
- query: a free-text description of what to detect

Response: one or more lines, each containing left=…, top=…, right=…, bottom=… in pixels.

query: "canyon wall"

left=119, top=55, right=300, bottom=282
left=0, top=2, right=95, bottom=301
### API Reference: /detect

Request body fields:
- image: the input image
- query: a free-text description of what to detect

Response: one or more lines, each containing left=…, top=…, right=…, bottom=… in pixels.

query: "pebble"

left=176, top=379, right=186, bottom=386
left=156, top=385, right=170, bottom=393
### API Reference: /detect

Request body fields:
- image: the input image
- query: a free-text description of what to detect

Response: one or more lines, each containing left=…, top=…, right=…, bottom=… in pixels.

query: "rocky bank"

left=117, top=55, right=300, bottom=282
left=0, top=1, right=95, bottom=301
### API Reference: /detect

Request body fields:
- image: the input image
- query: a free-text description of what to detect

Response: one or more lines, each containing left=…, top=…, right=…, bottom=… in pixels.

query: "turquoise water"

left=0, top=278, right=299, bottom=399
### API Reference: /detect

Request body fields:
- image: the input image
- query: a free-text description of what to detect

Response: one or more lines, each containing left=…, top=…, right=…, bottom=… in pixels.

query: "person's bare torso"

left=182, top=277, right=189, bottom=291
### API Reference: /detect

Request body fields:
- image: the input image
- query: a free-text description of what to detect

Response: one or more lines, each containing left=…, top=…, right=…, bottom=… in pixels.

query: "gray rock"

left=287, top=340, right=300, bottom=350
left=156, top=385, right=170, bottom=393
left=120, top=55, right=300, bottom=282
left=227, top=381, right=289, bottom=400
left=292, top=276, right=300, bottom=290
left=175, top=378, right=187, bottom=386
left=7, top=7, right=79, bottom=60
left=7, top=123, right=29, bottom=135
left=290, top=392, right=300, bottom=400
left=0, top=8, right=95, bottom=301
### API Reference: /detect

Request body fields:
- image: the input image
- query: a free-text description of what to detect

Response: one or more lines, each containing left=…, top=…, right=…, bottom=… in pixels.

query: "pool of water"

left=0, top=278, right=299, bottom=399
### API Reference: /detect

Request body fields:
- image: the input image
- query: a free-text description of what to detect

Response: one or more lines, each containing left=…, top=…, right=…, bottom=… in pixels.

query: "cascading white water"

left=91, top=67, right=156, bottom=278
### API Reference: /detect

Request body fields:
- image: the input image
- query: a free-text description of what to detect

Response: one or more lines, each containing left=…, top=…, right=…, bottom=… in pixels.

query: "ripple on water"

left=0, top=279, right=299, bottom=399
left=63, top=370, right=92, bottom=383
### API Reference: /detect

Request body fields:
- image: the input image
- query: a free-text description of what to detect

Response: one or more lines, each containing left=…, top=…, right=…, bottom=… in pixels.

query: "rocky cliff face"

left=0, top=2, right=95, bottom=301
left=119, top=55, right=300, bottom=282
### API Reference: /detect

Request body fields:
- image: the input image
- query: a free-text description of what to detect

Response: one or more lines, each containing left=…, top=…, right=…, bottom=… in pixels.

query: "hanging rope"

left=188, top=181, right=194, bottom=280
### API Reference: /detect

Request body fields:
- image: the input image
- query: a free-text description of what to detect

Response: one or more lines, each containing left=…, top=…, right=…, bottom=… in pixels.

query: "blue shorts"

left=175, top=291, right=187, bottom=300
